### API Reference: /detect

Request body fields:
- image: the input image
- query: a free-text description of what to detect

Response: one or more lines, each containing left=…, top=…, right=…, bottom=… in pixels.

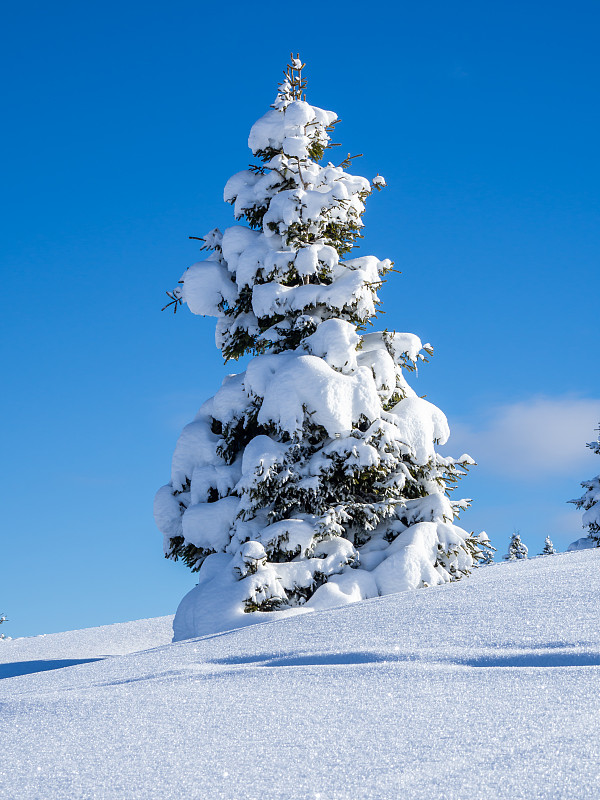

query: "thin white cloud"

left=446, top=395, right=600, bottom=479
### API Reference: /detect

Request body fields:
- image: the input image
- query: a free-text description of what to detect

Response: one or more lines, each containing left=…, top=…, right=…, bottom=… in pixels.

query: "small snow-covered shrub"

left=540, top=536, right=557, bottom=556
left=155, top=56, right=491, bottom=639
left=504, top=532, right=528, bottom=561
left=568, top=426, right=600, bottom=551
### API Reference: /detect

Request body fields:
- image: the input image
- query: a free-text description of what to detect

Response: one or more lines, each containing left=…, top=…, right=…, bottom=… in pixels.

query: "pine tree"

left=568, top=425, right=600, bottom=549
left=155, top=56, right=491, bottom=639
left=504, top=531, right=528, bottom=561
left=540, top=535, right=556, bottom=555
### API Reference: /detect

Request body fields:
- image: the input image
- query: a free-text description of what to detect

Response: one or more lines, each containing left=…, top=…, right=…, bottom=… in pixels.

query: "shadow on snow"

left=0, top=658, right=104, bottom=679
left=209, top=649, right=600, bottom=669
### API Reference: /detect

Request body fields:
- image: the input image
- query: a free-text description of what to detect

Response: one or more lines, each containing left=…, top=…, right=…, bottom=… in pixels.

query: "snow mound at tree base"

left=173, top=520, right=472, bottom=641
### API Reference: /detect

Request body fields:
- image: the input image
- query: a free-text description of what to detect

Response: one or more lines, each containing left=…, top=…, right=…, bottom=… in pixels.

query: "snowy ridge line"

left=0, top=615, right=174, bottom=665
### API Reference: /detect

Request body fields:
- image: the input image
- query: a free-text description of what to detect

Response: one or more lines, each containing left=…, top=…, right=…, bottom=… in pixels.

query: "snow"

left=0, top=616, right=173, bottom=667
left=247, top=101, right=337, bottom=159
left=260, top=517, right=317, bottom=556
left=1, top=550, right=599, bottom=799
left=169, top=407, right=224, bottom=490
left=373, top=521, right=459, bottom=593
left=220, top=225, right=260, bottom=275
left=304, top=318, right=360, bottom=372
left=182, top=496, right=240, bottom=550
left=153, top=484, right=183, bottom=541
left=239, top=434, right=289, bottom=476
left=390, top=395, right=450, bottom=464
left=252, top=353, right=381, bottom=437
left=582, top=498, right=600, bottom=529
left=172, top=553, right=292, bottom=639
left=250, top=257, right=387, bottom=323
left=180, top=259, right=238, bottom=317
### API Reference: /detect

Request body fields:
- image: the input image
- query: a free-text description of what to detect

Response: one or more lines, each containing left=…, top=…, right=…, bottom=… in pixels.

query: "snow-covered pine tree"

left=155, top=56, right=491, bottom=640
left=568, top=425, right=600, bottom=550
left=0, top=613, right=7, bottom=640
left=504, top=531, right=528, bottom=561
left=540, top=535, right=556, bottom=556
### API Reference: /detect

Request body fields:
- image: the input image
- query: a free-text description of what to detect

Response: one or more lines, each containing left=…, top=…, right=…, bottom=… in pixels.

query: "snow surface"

left=0, top=616, right=174, bottom=670
left=2, top=551, right=599, bottom=799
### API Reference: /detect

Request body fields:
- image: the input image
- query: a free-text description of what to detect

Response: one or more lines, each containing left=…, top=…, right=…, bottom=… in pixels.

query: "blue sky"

left=2, top=1, right=599, bottom=637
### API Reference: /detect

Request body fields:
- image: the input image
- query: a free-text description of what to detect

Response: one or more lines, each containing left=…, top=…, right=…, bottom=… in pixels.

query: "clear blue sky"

left=2, top=1, right=599, bottom=637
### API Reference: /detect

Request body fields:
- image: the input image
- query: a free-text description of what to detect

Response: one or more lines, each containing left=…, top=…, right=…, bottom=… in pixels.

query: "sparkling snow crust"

left=1, top=551, right=599, bottom=800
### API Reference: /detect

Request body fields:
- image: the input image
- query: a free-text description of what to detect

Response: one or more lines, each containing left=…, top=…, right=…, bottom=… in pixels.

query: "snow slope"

left=0, top=616, right=174, bottom=676
left=1, top=551, right=599, bottom=799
